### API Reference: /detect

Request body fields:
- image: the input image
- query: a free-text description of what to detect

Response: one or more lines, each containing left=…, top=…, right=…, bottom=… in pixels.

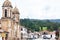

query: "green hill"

left=20, top=19, right=60, bottom=32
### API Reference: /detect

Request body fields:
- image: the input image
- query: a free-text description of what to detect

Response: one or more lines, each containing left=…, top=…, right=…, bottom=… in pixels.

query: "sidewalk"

left=50, top=38, right=56, bottom=40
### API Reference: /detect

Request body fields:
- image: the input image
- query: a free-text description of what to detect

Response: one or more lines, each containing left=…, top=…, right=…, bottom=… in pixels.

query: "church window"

left=5, top=9, right=7, bottom=17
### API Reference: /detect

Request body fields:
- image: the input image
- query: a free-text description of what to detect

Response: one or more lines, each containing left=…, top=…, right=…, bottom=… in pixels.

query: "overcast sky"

left=0, top=0, right=60, bottom=19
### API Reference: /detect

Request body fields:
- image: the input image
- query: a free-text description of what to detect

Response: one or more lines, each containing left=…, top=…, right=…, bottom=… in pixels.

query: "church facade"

left=0, top=0, right=21, bottom=40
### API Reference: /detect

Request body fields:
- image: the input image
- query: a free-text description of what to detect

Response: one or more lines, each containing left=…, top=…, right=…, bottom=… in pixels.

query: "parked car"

left=42, top=32, right=51, bottom=39
left=42, top=35, right=51, bottom=39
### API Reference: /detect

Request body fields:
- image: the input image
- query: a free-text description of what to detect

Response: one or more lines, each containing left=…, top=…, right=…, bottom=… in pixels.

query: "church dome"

left=2, top=0, right=12, bottom=7
left=13, top=7, right=19, bottom=14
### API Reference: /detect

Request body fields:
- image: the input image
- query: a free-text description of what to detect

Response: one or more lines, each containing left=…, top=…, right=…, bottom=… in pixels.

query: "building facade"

left=21, top=26, right=28, bottom=40
left=0, top=0, right=21, bottom=40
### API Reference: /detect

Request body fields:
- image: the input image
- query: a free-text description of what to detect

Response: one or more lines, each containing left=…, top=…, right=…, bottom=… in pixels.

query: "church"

left=0, top=0, right=21, bottom=40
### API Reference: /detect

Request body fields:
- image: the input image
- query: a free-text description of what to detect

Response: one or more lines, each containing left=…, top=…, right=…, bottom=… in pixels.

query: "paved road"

left=34, top=34, right=56, bottom=40
left=34, top=38, right=56, bottom=40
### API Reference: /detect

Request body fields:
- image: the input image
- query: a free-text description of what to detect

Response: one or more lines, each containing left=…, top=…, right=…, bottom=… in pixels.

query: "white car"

left=42, top=34, right=51, bottom=39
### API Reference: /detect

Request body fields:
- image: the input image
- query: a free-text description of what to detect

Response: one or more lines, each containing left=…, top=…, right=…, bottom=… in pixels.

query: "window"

left=5, top=9, right=7, bottom=17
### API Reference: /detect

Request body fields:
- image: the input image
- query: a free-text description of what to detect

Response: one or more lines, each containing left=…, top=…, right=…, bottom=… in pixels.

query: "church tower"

left=1, top=0, right=13, bottom=32
left=13, top=6, right=21, bottom=40
left=2, top=0, right=13, bottom=18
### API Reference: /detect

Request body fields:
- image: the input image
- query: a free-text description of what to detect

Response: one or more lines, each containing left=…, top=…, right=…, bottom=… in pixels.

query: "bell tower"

left=13, top=6, right=21, bottom=40
left=2, top=0, right=13, bottom=18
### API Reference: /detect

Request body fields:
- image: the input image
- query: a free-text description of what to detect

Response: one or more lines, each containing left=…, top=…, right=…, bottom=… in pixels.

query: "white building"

left=21, top=26, right=28, bottom=40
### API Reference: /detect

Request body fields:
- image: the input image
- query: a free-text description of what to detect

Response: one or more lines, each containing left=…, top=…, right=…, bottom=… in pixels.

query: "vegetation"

left=20, top=19, right=60, bottom=32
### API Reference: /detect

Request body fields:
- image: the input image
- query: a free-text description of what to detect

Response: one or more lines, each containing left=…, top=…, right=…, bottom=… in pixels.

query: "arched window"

left=5, top=9, right=7, bottom=17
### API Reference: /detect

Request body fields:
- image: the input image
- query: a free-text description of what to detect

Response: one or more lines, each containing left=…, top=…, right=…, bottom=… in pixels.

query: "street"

left=34, top=38, right=56, bottom=40
left=34, top=34, right=56, bottom=40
